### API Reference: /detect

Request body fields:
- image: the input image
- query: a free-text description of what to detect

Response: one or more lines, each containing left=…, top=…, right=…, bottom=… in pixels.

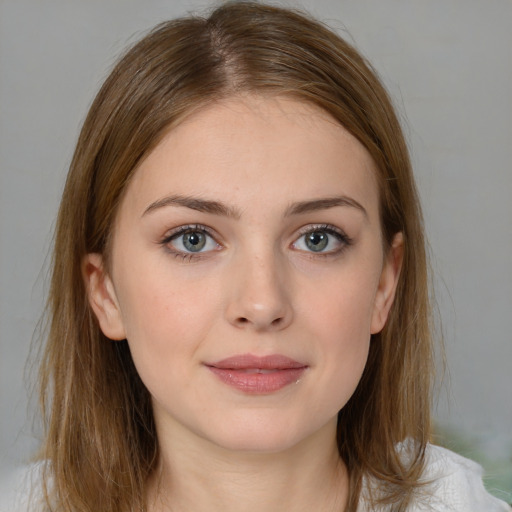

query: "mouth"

left=205, top=354, right=308, bottom=394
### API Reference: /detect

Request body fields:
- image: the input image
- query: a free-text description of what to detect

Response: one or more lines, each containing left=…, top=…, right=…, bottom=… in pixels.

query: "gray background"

left=1, top=0, right=511, bottom=496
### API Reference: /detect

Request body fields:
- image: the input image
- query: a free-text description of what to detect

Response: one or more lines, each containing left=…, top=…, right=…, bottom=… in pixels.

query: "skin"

left=84, top=95, right=403, bottom=512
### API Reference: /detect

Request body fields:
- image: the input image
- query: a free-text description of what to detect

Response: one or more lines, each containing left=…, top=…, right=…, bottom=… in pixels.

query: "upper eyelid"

left=162, top=224, right=219, bottom=243
left=160, top=225, right=221, bottom=259
left=292, top=224, right=353, bottom=251
left=295, top=223, right=349, bottom=238
left=159, top=223, right=351, bottom=247
left=161, top=222, right=347, bottom=235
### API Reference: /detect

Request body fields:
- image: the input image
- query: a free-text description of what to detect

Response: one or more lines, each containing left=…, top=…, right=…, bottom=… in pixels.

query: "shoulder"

left=0, top=462, right=48, bottom=512
left=415, top=444, right=510, bottom=511
left=358, top=443, right=511, bottom=512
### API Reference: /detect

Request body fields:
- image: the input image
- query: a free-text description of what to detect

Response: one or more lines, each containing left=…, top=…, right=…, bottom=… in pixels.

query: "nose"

left=225, top=250, right=293, bottom=332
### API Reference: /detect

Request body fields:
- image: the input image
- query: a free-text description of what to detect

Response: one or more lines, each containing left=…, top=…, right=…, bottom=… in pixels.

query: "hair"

left=39, top=2, right=434, bottom=511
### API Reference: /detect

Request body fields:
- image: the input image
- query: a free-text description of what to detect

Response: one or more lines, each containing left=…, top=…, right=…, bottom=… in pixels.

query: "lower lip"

left=207, top=367, right=307, bottom=394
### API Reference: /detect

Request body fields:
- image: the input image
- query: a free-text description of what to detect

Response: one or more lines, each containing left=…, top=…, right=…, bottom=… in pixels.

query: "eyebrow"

left=285, top=196, right=368, bottom=218
left=142, top=195, right=242, bottom=219
left=142, top=194, right=367, bottom=219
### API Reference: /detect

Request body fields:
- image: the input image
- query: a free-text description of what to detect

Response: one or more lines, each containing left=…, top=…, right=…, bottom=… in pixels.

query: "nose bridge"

left=226, top=243, right=293, bottom=331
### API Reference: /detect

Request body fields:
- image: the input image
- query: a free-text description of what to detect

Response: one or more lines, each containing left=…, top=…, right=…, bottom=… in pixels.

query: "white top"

left=0, top=445, right=510, bottom=511
left=358, top=444, right=511, bottom=511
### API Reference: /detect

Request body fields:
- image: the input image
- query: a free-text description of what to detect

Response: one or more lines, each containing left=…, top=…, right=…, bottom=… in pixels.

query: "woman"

left=3, top=2, right=510, bottom=511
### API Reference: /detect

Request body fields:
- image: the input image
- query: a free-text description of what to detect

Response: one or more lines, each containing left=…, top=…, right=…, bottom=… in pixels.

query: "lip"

left=205, top=354, right=308, bottom=394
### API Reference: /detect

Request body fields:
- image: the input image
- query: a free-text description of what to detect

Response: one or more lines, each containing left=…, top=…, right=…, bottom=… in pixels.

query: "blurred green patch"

left=433, top=423, right=512, bottom=503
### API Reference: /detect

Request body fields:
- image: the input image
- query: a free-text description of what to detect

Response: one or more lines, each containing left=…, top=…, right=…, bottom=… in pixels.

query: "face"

left=85, top=96, right=402, bottom=455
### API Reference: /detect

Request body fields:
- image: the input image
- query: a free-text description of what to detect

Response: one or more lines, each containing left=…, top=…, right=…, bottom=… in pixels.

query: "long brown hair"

left=39, top=2, right=433, bottom=510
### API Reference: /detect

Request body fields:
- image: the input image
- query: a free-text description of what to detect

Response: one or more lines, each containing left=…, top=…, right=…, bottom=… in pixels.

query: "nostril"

left=229, top=306, right=292, bottom=331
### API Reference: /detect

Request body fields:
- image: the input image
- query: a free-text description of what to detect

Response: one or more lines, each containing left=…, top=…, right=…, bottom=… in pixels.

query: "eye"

left=163, top=225, right=220, bottom=255
left=292, top=225, right=351, bottom=254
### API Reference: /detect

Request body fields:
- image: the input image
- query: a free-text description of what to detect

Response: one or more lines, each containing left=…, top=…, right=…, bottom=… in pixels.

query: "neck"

left=147, top=420, right=348, bottom=512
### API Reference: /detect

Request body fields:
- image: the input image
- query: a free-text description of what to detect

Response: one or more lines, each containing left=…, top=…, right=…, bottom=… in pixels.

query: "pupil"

left=306, top=232, right=328, bottom=252
left=183, top=232, right=206, bottom=252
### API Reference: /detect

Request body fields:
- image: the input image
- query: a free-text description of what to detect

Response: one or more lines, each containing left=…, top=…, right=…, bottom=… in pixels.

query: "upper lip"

left=207, top=354, right=307, bottom=370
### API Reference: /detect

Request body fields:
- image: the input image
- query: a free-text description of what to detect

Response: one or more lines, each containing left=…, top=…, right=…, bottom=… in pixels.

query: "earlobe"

left=82, top=253, right=126, bottom=340
left=370, top=232, right=404, bottom=334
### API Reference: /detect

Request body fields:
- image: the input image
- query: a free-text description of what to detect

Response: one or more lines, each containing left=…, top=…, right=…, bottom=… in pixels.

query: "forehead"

left=121, top=95, right=380, bottom=220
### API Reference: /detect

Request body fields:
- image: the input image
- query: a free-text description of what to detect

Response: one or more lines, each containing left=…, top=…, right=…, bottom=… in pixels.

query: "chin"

left=200, top=413, right=334, bottom=455
left=212, top=432, right=305, bottom=455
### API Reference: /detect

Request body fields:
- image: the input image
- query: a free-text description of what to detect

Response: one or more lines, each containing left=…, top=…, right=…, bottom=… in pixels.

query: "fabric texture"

left=1, top=445, right=510, bottom=511
left=0, top=461, right=47, bottom=512
left=358, top=444, right=511, bottom=511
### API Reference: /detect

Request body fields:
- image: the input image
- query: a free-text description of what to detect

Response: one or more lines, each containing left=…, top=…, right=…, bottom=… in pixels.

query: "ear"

left=370, top=232, right=404, bottom=334
left=82, top=253, right=126, bottom=340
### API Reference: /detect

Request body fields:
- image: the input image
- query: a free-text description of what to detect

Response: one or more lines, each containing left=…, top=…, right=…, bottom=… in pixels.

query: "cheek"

left=302, top=263, right=379, bottom=345
left=298, top=267, right=378, bottom=405
left=113, top=268, right=219, bottom=375
left=313, top=290, right=372, bottom=381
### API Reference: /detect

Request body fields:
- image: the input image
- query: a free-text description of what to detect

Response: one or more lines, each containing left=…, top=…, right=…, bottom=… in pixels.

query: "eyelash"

left=159, top=223, right=353, bottom=261
left=293, top=224, right=353, bottom=257
left=159, top=224, right=220, bottom=261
